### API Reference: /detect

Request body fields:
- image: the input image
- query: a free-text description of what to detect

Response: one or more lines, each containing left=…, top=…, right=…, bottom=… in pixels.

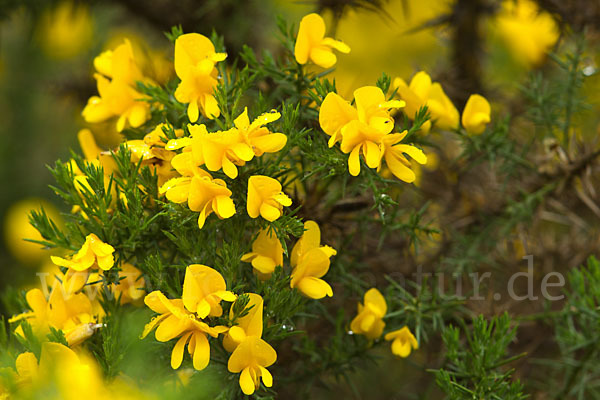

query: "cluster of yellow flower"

left=5, top=10, right=499, bottom=396
left=159, top=102, right=289, bottom=228
left=9, top=234, right=145, bottom=349
left=141, top=265, right=275, bottom=396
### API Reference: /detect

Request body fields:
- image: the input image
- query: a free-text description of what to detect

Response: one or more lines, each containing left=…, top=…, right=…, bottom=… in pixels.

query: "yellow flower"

left=246, top=176, right=292, bottom=221
left=9, top=342, right=132, bottom=399
left=142, top=291, right=227, bottom=371
left=381, top=130, right=427, bottom=183
left=241, top=229, right=284, bottom=279
left=340, top=120, right=386, bottom=176
left=182, top=264, right=236, bottom=318
left=124, top=123, right=183, bottom=187
left=385, top=326, right=419, bottom=358
left=427, top=82, right=459, bottom=130
left=187, top=123, right=255, bottom=179
left=82, top=39, right=152, bottom=132
left=461, top=94, right=491, bottom=135
left=9, top=286, right=100, bottom=346
left=109, top=263, right=146, bottom=305
left=290, top=221, right=336, bottom=299
left=37, top=1, right=93, bottom=60
left=294, top=13, right=350, bottom=69
left=222, top=293, right=264, bottom=352
left=234, top=108, right=288, bottom=157
left=174, top=33, right=226, bottom=122
left=319, top=86, right=404, bottom=147
left=494, top=0, right=558, bottom=67
left=393, top=71, right=433, bottom=133
left=3, top=198, right=61, bottom=266
left=290, top=220, right=336, bottom=266
left=227, top=336, right=277, bottom=396
left=350, top=288, right=387, bottom=340
left=159, top=160, right=235, bottom=229
left=319, top=92, right=358, bottom=147
left=51, top=233, right=114, bottom=272
left=393, top=72, right=459, bottom=131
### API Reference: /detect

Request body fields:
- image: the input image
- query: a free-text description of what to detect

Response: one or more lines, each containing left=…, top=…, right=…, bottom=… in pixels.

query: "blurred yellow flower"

left=109, top=263, right=146, bottom=305
left=385, top=326, right=419, bottom=358
left=247, top=175, right=292, bottom=221
left=38, top=1, right=93, bottom=59
left=227, top=336, right=277, bottom=396
left=9, top=286, right=100, bottom=346
left=182, top=264, right=236, bottom=318
left=350, top=288, right=387, bottom=340
left=174, top=33, right=226, bottom=122
left=294, top=13, right=350, bottom=68
left=3, top=198, right=61, bottom=266
left=393, top=72, right=459, bottom=131
left=494, top=0, right=559, bottom=67
left=82, top=39, right=152, bottom=132
left=241, top=229, right=284, bottom=279
left=222, top=293, right=264, bottom=352
left=462, top=94, right=491, bottom=135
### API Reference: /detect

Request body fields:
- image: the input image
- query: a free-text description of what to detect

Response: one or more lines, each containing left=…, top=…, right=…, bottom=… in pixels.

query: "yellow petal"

left=171, top=332, right=192, bottom=369
left=191, top=332, right=210, bottom=371
left=310, top=47, right=337, bottom=69
left=239, top=367, right=256, bottom=395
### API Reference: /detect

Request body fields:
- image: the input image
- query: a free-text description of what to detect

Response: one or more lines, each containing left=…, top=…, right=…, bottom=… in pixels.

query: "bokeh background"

left=1, top=1, right=600, bottom=398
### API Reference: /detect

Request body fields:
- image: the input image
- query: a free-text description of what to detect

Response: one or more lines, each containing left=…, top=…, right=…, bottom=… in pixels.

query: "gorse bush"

left=1, top=3, right=600, bottom=400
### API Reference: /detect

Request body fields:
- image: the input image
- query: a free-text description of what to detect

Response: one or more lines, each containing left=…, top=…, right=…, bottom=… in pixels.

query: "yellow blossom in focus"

left=290, top=221, right=336, bottom=299
left=182, top=264, right=236, bottom=318
left=51, top=233, right=114, bottom=272
left=186, top=123, right=254, bottom=179
left=234, top=108, right=288, bottom=157
left=227, top=336, right=277, bottom=396
left=462, top=94, right=491, bottom=135
left=294, top=13, right=350, bottom=69
left=142, top=291, right=228, bottom=371
left=385, top=326, right=419, bottom=358
left=222, top=294, right=264, bottom=352
left=494, top=0, right=559, bottom=67
left=174, top=33, right=226, bottom=122
left=9, top=286, right=100, bottom=346
left=350, top=288, right=387, bottom=340
left=247, top=176, right=292, bottom=221
left=241, top=229, right=284, bottom=279
left=50, top=233, right=115, bottom=293
left=380, top=130, right=427, bottom=183
left=159, top=156, right=235, bottom=229
left=82, top=39, right=152, bottom=132
left=320, top=86, right=404, bottom=148
left=38, top=1, right=93, bottom=59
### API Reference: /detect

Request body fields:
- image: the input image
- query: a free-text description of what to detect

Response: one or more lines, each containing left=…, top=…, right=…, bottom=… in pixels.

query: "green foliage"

left=432, top=313, right=527, bottom=399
